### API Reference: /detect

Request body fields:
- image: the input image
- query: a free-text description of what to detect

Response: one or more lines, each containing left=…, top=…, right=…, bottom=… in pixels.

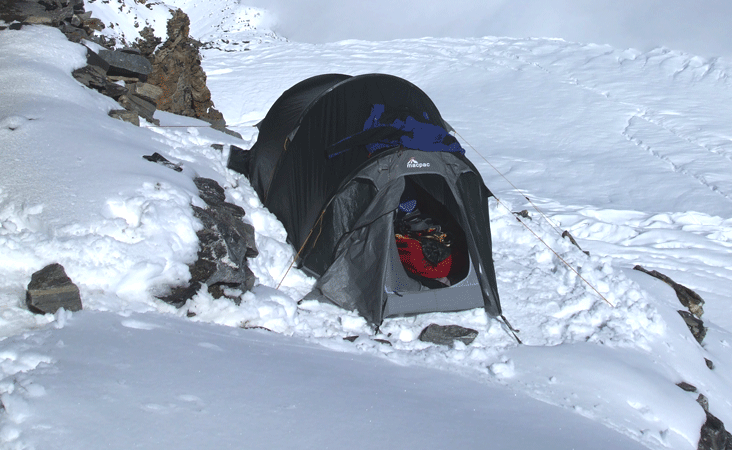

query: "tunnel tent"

left=228, top=73, right=501, bottom=325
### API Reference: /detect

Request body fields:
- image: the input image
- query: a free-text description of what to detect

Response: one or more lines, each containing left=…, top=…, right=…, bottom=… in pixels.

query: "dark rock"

left=84, top=47, right=110, bottom=72
left=374, top=338, right=392, bottom=346
left=210, top=144, right=224, bottom=151
left=562, top=230, right=590, bottom=256
left=159, top=178, right=258, bottom=307
left=677, top=381, right=698, bottom=392
left=117, top=94, right=158, bottom=124
left=26, top=263, right=82, bottom=314
left=634, top=265, right=705, bottom=317
left=418, top=324, right=479, bottom=346
left=147, top=9, right=225, bottom=123
left=59, top=21, right=88, bottom=42
left=343, top=335, right=359, bottom=342
left=102, top=81, right=128, bottom=100
left=698, top=411, right=731, bottom=450
left=142, top=153, right=182, bottom=172
left=98, top=49, right=153, bottom=79
left=678, top=310, right=707, bottom=344
left=108, top=109, right=140, bottom=126
left=194, top=176, right=226, bottom=205
left=72, top=64, right=107, bottom=89
left=706, top=358, right=715, bottom=370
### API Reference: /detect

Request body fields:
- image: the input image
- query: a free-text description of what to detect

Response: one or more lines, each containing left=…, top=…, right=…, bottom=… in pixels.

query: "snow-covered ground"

left=1, top=1, right=732, bottom=449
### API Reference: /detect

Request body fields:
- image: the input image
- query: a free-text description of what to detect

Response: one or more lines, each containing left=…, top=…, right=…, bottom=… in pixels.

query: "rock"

left=134, top=26, right=161, bottom=58
left=677, top=381, right=698, bottom=392
left=131, top=82, right=163, bottom=103
left=147, top=9, right=225, bottom=123
left=699, top=412, right=732, bottom=450
left=142, top=153, right=182, bottom=172
left=210, top=144, right=224, bottom=151
left=678, top=310, right=707, bottom=344
left=157, top=177, right=258, bottom=306
left=83, top=47, right=110, bottom=72
left=634, top=265, right=705, bottom=317
left=98, top=49, right=153, bottom=79
left=117, top=94, right=158, bottom=124
left=705, top=358, right=715, bottom=370
left=26, top=263, right=82, bottom=314
left=108, top=109, right=140, bottom=126
left=418, top=324, right=479, bottom=346
left=72, top=64, right=107, bottom=90
left=561, top=230, right=589, bottom=256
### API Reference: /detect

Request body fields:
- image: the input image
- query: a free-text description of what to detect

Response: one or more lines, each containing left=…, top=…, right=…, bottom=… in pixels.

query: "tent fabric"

left=228, top=73, right=501, bottom=324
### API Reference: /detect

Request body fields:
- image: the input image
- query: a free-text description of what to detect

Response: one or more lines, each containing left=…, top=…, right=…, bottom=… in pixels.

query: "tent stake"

left=499, top=315, right=522, bottom=345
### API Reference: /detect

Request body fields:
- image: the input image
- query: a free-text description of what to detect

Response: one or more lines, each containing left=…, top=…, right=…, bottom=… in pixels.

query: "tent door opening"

left=383, top=175, right=483, bottom=318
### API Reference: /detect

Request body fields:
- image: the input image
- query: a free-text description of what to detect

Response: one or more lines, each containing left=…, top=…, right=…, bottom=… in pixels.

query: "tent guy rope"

left=454, top=131, right=616, bottom=308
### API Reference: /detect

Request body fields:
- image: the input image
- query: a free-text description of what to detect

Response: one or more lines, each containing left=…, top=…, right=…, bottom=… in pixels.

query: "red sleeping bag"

left=396, top=235, right=452, bottom=279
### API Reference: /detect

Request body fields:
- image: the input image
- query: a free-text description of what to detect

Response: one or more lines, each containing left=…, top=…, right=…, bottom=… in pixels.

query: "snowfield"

left=1, top=1, right=732, bottom=449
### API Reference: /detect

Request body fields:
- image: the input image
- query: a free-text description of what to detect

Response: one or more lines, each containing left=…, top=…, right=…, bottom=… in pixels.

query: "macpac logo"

left=406, top=157, right=430, bottom=168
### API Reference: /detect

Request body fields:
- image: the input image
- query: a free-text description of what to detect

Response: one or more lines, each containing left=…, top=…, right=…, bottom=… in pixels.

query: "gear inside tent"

left=228, top=73, right=501, bottom=325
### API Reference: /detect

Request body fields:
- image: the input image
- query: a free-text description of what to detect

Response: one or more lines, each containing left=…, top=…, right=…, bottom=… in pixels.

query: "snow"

left=2, top=0, right=732, bottom=449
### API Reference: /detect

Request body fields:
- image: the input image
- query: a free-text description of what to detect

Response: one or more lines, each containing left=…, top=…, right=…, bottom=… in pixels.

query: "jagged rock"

left=418, top=324, right=479, bottom=346
left=72, top=64, right=107, bottom=89
left=678, top=310, right=707, bottom=344
left=705, top=358, right=715, bottom=370
left=147, top=9, right=225, bottom=123
left=98, top=49, right=153, bottom=80
left=117, top=94, right=158, bottom=124
left=130, top=82, right=163, bottom=104
left=134, top=26, right=161, bottom=58
left=142, top=153, right=182, bottom=172
left=26, top=263, right=82, bottom=314
left=108, top=109, right=140, bottom=126
left=698, top=408, right=732, bottom=450
left=634, top=265, right=705, bottom=317
left=677, top=381, right=698, bottom=392
left=153, top=177, right=258, bottom=307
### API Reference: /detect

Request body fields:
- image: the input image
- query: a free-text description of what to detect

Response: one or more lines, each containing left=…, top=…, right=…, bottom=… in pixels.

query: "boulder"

left=98, top=49, right=153, bottom=80
left=418, top=324, right=479, bottom=346
left=26, top=263, right=82, bottom=314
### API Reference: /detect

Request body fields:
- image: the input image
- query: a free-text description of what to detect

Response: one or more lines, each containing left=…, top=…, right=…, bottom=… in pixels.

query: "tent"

left=228, top=73, right=501, bottom=325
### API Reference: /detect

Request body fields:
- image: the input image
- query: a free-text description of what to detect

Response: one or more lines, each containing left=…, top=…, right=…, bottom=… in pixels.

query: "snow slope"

left=1, top=1, right=732, bottom=449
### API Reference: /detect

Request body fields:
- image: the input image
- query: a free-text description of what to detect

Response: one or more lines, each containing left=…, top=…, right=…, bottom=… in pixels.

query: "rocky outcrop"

left=143, top=154, right=258, bottom=307
left=146, top=9, right=225, bottom=127
left=26, top=263, right=82, bottom=314
left=3, top=1, right=237, bottom=135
